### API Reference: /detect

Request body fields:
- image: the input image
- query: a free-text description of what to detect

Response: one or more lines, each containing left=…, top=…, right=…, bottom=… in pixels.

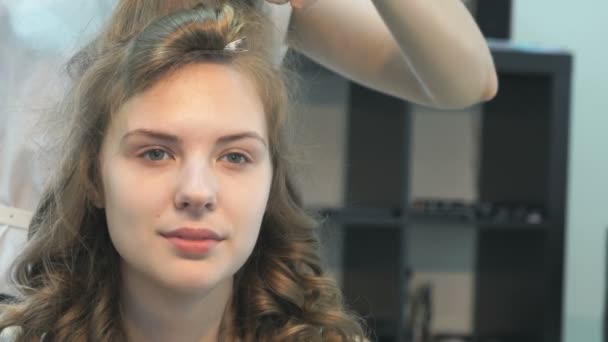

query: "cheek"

left=102, top=164, right=168, bottom=234
left=225, top=167, right=272, bottom=232
left=248, top=166, right=273, bottom=214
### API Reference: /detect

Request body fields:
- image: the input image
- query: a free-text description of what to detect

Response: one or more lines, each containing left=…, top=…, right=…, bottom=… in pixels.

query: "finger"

left=265, top=0, right=290, bottom=4
left=289, top=0, right=318, bottom=9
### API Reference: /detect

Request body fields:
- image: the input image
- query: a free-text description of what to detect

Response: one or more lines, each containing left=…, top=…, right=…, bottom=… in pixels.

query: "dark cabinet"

left=292, top=40, right=572, bottom=342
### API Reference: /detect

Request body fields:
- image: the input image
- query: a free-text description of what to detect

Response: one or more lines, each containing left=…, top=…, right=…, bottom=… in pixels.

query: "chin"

left=159, top=270, right=232, bottom=295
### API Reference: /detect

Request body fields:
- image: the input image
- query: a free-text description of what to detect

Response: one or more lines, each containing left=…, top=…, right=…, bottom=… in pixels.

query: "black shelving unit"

left=341, top=79, right=411, bottom=341
left=473, top=40, right=572, bottom=342
left=474, top=0, right=512, bottom=39
left=292, top=38, right=572, bottom=342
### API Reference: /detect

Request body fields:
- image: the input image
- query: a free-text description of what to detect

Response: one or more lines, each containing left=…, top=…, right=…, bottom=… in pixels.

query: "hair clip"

left=224, top=37, right=248, bottom=52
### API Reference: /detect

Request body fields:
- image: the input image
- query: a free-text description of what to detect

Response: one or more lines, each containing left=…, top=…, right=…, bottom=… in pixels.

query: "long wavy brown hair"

left=0, top=1, right=366, bottom=341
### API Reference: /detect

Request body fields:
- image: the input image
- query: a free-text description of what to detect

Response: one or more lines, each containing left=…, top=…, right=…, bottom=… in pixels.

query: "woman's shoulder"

left=0, top=325, right=22, bottom=342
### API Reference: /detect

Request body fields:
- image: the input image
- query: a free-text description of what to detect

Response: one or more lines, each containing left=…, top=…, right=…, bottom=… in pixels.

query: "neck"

left=120, top=263, right=233, bottom=342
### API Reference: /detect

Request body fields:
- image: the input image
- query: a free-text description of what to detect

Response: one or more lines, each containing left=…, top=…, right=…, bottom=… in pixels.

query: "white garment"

left=0, top=206, right=29, bottom=296
left=0, top=1, right=291, bottom=295
left=0, top=326, right=23, bottom=342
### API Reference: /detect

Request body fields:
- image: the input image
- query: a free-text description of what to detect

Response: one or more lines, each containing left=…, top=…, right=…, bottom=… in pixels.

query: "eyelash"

left=140, top=148, right=252, bottom=165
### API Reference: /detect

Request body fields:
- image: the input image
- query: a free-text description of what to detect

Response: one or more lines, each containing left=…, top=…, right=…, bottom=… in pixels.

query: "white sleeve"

left=0, top=326, right=23, bottom=342
left=0, top=217, right=28, bottom=296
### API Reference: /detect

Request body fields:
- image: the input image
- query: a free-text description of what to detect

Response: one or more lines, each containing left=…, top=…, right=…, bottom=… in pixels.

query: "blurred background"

left=287, top=1, right=607, bottom=341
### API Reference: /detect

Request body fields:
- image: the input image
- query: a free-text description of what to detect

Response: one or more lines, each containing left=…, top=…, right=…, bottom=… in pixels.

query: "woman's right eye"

left=141, top=149, right=171, bottom=161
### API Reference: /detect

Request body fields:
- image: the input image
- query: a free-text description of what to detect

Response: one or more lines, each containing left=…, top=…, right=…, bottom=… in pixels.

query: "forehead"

left=111, top=63, right=267, bottom=138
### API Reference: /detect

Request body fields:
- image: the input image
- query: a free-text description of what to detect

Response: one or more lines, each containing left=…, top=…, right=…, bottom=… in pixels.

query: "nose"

left=174, top=162, right=218, bottom=215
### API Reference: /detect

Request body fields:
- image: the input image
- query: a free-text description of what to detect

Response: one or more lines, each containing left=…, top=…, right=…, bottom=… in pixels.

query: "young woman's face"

left=99, top=63, right=272, bottom=294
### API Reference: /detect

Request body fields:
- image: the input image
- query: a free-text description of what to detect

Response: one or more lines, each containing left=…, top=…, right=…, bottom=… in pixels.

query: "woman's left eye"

left=221, top=152, right=251, bottom=164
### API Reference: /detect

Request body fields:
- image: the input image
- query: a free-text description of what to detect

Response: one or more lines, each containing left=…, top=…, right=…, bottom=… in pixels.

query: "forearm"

left=371, top=0, right=498, bottom=109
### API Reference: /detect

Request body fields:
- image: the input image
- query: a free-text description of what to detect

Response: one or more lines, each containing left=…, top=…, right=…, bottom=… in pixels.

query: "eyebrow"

left=120, top=128, right=268, bottom=148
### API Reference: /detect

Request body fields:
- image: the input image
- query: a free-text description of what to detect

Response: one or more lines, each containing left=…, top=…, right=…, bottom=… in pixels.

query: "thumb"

left=289, top=0, right=318, bottom=9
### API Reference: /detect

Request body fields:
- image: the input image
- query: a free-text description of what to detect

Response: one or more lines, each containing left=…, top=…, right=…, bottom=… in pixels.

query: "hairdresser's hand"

left=265, top=0, right=318, bottom=9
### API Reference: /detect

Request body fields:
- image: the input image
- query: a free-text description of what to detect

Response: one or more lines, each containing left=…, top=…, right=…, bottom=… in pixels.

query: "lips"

left=161, top=227, right=223, bottom=241
left=161, top=228, right=224, bottom=257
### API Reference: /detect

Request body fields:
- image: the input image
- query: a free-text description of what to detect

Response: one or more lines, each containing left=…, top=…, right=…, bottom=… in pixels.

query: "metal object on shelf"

left=409, top=199, right=546, bottom=226
left=407, top=283, right=433, bottom=342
